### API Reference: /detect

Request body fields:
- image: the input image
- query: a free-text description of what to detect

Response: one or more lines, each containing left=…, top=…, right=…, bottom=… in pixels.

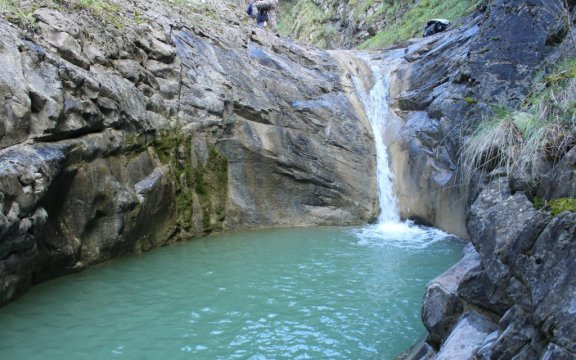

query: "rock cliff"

left=392, top=0, right=576, bottom=358
left=0, top=0, right=378, bottom=306
left=1, top=0, right=575, bottom=359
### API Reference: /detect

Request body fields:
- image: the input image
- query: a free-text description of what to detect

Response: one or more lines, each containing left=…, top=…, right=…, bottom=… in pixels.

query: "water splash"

left=352, top=221, right=451, bottom=250
left=353, top=55, right=450, bottom=248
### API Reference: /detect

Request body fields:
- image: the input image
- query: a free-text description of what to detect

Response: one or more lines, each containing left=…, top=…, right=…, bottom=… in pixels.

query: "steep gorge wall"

left=383, top=0, right=565, bottom=237
left=1, top=1, right=575, bottom=358
left=386, top=0, right=576, bottom=358
left=0, top=0, right=378, bottom=306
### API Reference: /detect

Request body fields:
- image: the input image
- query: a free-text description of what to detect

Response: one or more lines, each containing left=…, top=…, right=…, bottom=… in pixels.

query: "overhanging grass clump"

left=461, top=58, right=576, bottom=183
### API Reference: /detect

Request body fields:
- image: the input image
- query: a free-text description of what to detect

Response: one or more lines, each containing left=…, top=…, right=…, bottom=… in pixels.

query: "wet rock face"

left=421, top=244, right=480, bottom=347
left=0, top=0, right=377, bottom=306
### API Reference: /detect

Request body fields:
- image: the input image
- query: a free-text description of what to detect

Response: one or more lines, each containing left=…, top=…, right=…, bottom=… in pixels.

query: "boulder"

left=466, top=175, right=550, bottom=285
left=435, top=312, right=497, bottom=360
left=539, top=146, right=576, bottom=200
left=421, top=244, right=481, bottom=346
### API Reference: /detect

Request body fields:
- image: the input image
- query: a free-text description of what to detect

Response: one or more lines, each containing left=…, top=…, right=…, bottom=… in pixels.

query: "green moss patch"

left=548, top=198, right=576, bottom=216
left=152, top=132, right=228, bottom=238
left=195, top=147, right=228, bottom=233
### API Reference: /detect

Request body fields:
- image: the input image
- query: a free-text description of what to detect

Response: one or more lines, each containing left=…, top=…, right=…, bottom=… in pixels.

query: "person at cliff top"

left=247, top=0, right=269, bottom=27
left=256, top=8, right=269, bottom=27
left=252, top=0, right=278, bottom=28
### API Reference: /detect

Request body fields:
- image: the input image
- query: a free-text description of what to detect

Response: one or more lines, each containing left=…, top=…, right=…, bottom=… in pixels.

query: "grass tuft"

left=53, top=0, right=124, bottom=28
left=460, top=58, right=576, bottom=183
left=1, top=0, right=37, bottom=31
left=460, top=113, right=524, bottom=175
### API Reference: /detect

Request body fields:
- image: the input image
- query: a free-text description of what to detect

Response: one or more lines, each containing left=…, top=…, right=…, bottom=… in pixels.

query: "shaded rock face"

left=416, top=158, right=576, bottom=358
left=0, top=0, right=378, bottom=306
left=400, top=2, right=576, bottom=356
left=384, top=0, right=562, bottom=238
left=421, top=244, right=481, bottom=347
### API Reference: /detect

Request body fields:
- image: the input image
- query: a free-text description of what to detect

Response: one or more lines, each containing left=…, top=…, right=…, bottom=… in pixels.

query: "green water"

left=0, top=226, right=463, bottom=360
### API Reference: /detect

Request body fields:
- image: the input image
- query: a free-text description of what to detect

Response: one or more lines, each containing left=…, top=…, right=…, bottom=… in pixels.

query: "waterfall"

left=352, top=54, right=450, bottom=249
left=357, top=61, right=401, bottom=224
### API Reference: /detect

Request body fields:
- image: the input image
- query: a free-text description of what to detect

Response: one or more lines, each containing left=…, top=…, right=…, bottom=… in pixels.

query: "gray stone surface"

left=435, top=312, right=496, bottom=360
left=421, top=243, right=480, bottom=346
left=0, top=0, right=378, bottom=305
left=539, top=147, right=576, bottom=200
left=426, top=172, right=576, bottom=358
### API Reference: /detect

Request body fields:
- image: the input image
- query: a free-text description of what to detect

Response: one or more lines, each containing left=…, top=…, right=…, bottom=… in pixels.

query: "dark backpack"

left=256, top=8, right=269, bottom=23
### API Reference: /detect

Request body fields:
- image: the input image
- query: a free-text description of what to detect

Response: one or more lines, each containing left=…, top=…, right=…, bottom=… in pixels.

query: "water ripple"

left=0, top=227, right=463, bottom=360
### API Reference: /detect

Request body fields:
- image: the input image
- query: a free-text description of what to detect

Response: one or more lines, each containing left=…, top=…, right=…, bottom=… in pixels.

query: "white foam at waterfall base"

left=351, top=221, right=451, bottom=250
left=352, top=54, right=452, bottom=250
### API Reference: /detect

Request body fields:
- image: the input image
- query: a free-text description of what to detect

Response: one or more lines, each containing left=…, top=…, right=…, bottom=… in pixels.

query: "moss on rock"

left=549, top=198, right=576, bottom=216
left=151, top=131, right=228, bottom=238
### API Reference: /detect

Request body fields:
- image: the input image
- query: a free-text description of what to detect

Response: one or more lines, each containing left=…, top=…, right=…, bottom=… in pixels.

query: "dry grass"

left=460, top=59, right=576, bottom=183
left=460, top=113, right=523, bottom=176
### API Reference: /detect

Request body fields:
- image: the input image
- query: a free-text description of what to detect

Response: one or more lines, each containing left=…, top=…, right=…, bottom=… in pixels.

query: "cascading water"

left=358, top=58, right=401, bottom=224
left=353, top=54, right=449, bottom=248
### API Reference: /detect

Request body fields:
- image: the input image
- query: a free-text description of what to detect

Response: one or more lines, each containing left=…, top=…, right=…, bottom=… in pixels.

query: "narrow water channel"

left=0, top=227, right=463, bottom=359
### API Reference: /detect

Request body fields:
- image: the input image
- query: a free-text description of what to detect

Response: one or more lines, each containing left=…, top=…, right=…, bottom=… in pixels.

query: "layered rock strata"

left=0, top=0, right=378, bottom=306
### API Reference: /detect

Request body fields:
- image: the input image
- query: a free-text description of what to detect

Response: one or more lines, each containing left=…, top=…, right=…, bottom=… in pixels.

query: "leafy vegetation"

left=279, top=0, right=480, bottom=49
left=461, top=58, right=576, bottom=183
left=358, top=0, right=480, bottom=49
